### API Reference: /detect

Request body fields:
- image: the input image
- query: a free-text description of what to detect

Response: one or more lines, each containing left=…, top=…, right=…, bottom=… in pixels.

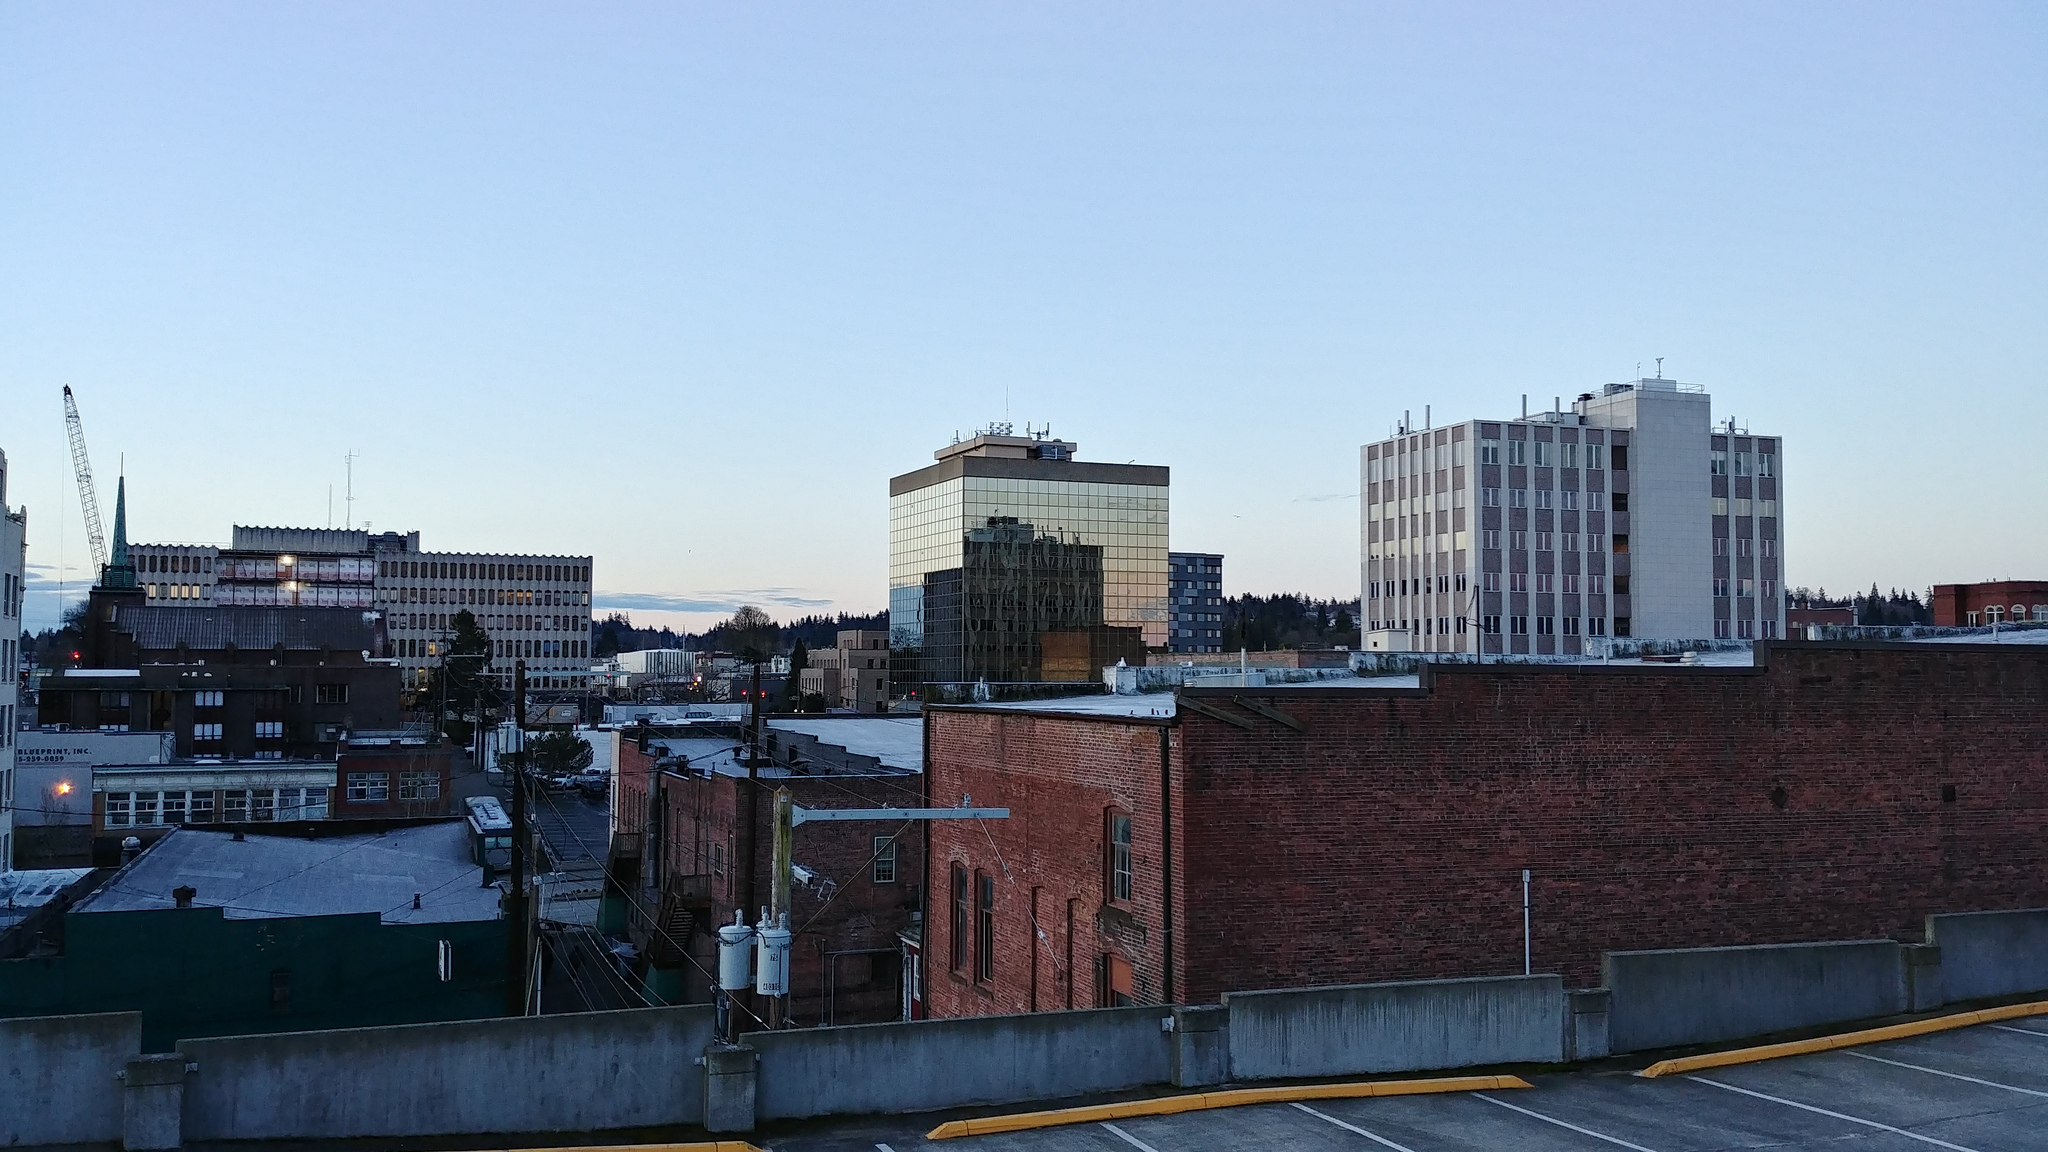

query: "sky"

left=3, top=2, right=2043, bottom=634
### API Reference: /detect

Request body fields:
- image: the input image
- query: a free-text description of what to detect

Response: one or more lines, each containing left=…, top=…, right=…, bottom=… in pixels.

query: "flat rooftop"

left=73, top=822, right=501, bottom=924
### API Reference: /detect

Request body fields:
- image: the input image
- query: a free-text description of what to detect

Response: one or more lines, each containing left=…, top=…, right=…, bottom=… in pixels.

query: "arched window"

left=1985, top=605, right=2004, bottom=623
left=2034, top=605, right=2048, bottom=623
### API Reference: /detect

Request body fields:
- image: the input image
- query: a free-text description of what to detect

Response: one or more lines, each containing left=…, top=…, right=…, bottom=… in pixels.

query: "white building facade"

left=1360, top=378, right=1783, bottom=655
left=2, top=449, right=25, bottom=871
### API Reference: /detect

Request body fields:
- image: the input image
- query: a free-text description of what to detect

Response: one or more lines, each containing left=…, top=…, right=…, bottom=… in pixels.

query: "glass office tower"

left=889, top=431, right=1169, bottom=700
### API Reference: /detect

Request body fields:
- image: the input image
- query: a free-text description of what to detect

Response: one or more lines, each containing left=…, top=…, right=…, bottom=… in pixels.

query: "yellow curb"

left=924, top=1074, right=1533, bottom=1139
left=499, top=1144, right=764, bottom=1152
left=1638, top=999, right=2048, bottom=1078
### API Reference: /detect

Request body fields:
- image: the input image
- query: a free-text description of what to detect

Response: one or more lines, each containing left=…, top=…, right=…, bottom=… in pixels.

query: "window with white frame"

left=873, top=835, right=899, bottom=884
left=223, top=790, right=250, bottom=821
left=255, top=721, right=283, bottom=739
left=399, top=771, right=440, bottom=801
left=1480, top=439, right=1500, bottom=464
left=106, top=792, right=133, bottom=826
left=194, top=691, right=224, bottom=707
left=346, top=772, right=389, bottom=802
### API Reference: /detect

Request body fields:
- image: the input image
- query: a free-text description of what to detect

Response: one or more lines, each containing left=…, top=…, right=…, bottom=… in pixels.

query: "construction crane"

left=61, top=385, right=109, bottom=574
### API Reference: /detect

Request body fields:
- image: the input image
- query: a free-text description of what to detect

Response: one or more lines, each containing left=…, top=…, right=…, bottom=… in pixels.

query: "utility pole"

left=505, top=659, right=528, bottom=1016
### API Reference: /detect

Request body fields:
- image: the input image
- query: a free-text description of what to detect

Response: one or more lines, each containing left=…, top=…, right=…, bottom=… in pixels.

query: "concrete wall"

left=1607, top=940, right=1905, bottom=1053
left=1929, top=908, right=2048, bottom=1003
left=1, top=1010, right=141, bottom=1147
left=181, top=1004, right=715, bottom=1140
left=1226, top=975, right=1564, bottom=1081
left=747, top=1006, right=1170, bottom=1120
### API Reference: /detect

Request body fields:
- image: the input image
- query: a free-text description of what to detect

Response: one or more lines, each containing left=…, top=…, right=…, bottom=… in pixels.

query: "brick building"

left=1930, top=580, right=2048, bottom=627
left=921, top=641, right=2048, bottom=1016
left=611, top=716, right=926, bottom=1024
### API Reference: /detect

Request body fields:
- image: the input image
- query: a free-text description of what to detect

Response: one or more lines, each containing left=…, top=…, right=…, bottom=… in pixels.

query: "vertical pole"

left=770, top=786, right=792, bottom=1029
left=1522, top=868, right=1531, bottom=976
left=507, top=660, right=528, bottom=1016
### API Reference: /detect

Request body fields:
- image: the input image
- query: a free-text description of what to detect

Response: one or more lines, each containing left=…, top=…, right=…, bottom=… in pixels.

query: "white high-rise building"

left=2, top=449, right=26, bottom=871
left=1360, top=377, right=1784, bottom=655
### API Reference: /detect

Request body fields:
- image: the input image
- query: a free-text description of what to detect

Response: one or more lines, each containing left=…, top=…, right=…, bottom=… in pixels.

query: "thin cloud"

left=1293, top=493, right=1359, bottom=503
left=595, top=590, right=834, bottom=615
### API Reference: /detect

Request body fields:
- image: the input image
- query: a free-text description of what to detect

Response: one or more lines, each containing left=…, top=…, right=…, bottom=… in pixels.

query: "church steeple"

left=100, top=474, right=138, bottom=590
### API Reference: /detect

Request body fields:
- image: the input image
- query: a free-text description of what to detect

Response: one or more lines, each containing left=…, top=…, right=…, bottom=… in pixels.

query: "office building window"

left=194, top=691, right=224, bottom=708
left=1562, top=616, right=1580, bottom=635
left=1586, top=444, right=1605, bottom=470
left=1758, top=453, right=1776, bottom=477
left=317, top=684, right=348, bottom=705
left=399, top=771, right=441, bottom=801
left=1711, top=450, right=1728, bottom=476
left=1480, top=439, right=1500, bottom=465
left=872, top=836, right=898, bottom=884
left=1588, top=617, right=1607, bottom=636
left=1482, top=615, right=1501, bottom=634
left=1589, top=575, right=1606, bottom=594
left=223, top=790, right=250, bottom=821
left=1482, top=487, right=1500, bottom=507
left=1512, top=531, right=1528, bottom=551
left=256, top=721, right=283, bottom=739
left=1509, top=573, right=1528, bottom=593
left=193, top=723, right=223, bottom=742
left=1536, top=616, right=1555, bottom=635
left=1508, top=440, right=1527, bottom=466
left=1482, top=530, right=1501, bottom=550
left=1533, top=441, right=1551, bottom=467
left=1714, top=578, right=1729, bottom=598
left=1510, top=489, right=1528, bottom=509
left=1510, top=616, right=1529, bottom=635
left=1482, top=572, right=1500, bottom=592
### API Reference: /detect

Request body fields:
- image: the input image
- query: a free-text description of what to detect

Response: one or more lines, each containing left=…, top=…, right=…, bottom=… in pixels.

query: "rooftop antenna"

left=344, top=450, right=360, bottom=530
left=1655, top=357, right=1664, bottom=379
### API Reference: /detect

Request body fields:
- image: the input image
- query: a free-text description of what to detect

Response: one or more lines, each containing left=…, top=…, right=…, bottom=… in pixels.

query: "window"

left=1734, top=451, right=1751, bottom=477
left=864, top=828, right=897, bottom=881
left=194, top=690, right=224, bottom=708
left=1562, top=574, right=1579, bottom=594
left=1714, top=578, right=1730, bottom=598
left=1759, top=499, right=1777, bottom=517
left=1713, top=537, right=1726, bottom=557
left=1758, top=453, right=1776, bottom=477
left=1734, top=498, right=1752, bottom=517
left=1560, top=491, right=1578, bottom=510
left=1103, top=953, right=1134, bottom=1008
left=399, top=771, right=441, bottom=801
left=1533, top=441, right=1551, bottom=467
left=193, top=723, right=223, bottom=742
left=1510, top=616, right=1529, bottom=635
left=1589, top=575, right=1606, bottom=594
left=950, top=865, right=968, bottom=971
left=1611, top=534, right=1628, bottom=554
left=255, top=721, right=283, bottom=739
left=1710, top=450, right=1728, bottom=476
left=1482, top=530, right=1500, bottom=550
left=1535, top=532, right=1554, bottom=551
left=1614, top=575, right=1631, bottom=595
left=189, top=792, right=216, bottom=823
left=161, top=792, right=187, bottom=824
left=1536, top=616, right=1555, bottom=635
left=1510, top=489, right=1528, bottom=509
left=1107, top=812, right=1134, bottom=903
left=252, top=789, right=276, bottom=821
left=975, top=872, right=995, bottom=982
left=1508, top=440, right=1527, bottom=466
left=1586, top=444, right=1605, bottom=470
left=316, top=683, right=348, bottom=705
left=223, top=790, right=250, bottom=821
left=1482, top=615, right=1501, bottom=634
left=1480, top=439, right=1500, bottom=465
left=1531, top=573, right=1551, bottom=593
left=1482, top=572, right=1500, bottom=592
left=106, top=792, right=133, bottom=827
left=1509, top=572, right=1528, bottom=593
left=346, top=772, right=389, bottom=802
left=1482, top=487, right=1500, bottom=507
left=1561, top=443, right=1579, bottom=469
left=1535, top=490, right=1553, bottom=510
left=1712, top=497, right=1729, bottom=516
left=1562, top=616, right=1580, bottom=635
left=1559, top=534, right=1578, bottom=553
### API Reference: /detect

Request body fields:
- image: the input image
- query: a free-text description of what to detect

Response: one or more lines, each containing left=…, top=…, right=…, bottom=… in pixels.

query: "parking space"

left=767, top=1021, right=2048, bottom=1152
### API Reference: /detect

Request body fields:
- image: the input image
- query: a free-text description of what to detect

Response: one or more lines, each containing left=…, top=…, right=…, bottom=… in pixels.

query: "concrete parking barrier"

left=1928, top=909, right=2048, bottom=1003
left=1226, top=975, right=1565, bottom=1081
left=1606, top=940, right=1906, bottom=1054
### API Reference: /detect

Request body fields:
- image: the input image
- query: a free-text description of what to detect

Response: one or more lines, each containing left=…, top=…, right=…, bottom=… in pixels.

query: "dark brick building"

left=612, top=717, right=926, bottom=1024
left=922, top=641, right=2048, bottom=1017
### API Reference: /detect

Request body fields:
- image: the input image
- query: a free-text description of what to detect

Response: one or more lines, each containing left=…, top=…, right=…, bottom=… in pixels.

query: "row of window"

left=104, top=787, right=330, bottom=826
left=1490, top=572, right=1611, bottom=594
left=948, top=813, right=1133, bottom=990
left=1479, top=439, right=1620, bottom=470
left=1480, top=616, right=1616, bottom=637
left=96, top=686, right=346, bottom=708
left=1713, top=620, right=1782, bottom=639
left=383, top=560, right=589, bottom=583
left=1714, top=538, right=1777, bottom=557
left=1709, top=450, right=1777, bottom=477
left=1712, top=498, right=1779, bottom=517
left=343, top=771, right=442, bottom=803
left=1974, top=605, right=2048, bottom=624
left=1479, top=488, right=1621, bottom=512
left=1713, top=578, right=1779, bottom=599
left=1478, top=530, right=1613, bottom=554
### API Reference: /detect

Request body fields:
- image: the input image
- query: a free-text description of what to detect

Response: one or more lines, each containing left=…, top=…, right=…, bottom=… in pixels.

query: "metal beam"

left=1231, top=695, right=1307, bottom=732
left=1179, top=696, right=1255, bottom=730
left=791, top=806, right=1010, bottom=826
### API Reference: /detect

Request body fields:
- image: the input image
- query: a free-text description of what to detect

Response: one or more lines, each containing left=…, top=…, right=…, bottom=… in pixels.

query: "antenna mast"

left=61, top=386, right=110, bottom=574
left=345, top=450, right=360, bottom=529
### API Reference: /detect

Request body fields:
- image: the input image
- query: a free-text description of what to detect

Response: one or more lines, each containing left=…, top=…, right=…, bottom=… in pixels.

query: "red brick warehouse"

left=921, top=640, right=2048, bottom=1017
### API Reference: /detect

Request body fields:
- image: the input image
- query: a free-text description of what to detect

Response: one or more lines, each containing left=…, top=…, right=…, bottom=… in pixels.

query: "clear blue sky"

left=4, top=2, right=2043, bottom=634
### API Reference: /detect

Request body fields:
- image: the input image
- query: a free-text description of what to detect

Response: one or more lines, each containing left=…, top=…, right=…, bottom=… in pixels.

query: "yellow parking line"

left=495, top=1144, right=764, bottom=1152
left=923, top=1075, right=1532, bottom=1139
left=1637, top=999, right=2048, bottom=1078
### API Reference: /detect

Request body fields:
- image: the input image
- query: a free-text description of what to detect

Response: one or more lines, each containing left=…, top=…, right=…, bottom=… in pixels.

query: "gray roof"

left=73, top=823, right=500, bottom=924
left=118, top=606, right=379, bottom=653
left=768, top=716, right=923, bottom=772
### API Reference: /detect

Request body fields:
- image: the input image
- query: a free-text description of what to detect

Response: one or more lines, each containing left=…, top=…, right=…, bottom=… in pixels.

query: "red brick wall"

left=924, top=710, right=1175, bottom=1018
left=1931, top=581, right=2048, bottom=627
left=927, top=642, right=2048, bottom=1011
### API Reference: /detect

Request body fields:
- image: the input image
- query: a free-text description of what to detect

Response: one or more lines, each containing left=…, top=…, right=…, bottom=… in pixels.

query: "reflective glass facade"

left=890, top=469, right=1168, bottom=694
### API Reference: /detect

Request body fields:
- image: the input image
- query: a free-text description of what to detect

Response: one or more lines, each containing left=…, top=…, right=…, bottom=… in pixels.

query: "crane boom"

left=62, top=385, right=110, bottom=574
